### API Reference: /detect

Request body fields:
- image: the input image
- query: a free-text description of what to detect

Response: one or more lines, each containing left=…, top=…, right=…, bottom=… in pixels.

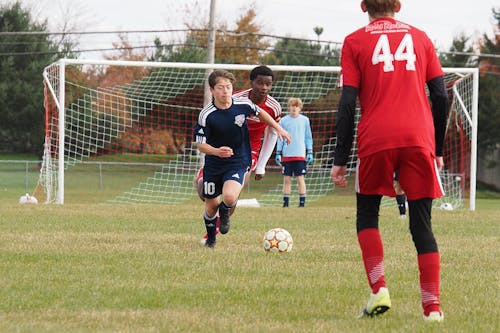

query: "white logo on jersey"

left=234, top=114, right=245, bottom=127
left=231, top=173, right=240, bottom=179
left=198, top=128, right=204, bottom=134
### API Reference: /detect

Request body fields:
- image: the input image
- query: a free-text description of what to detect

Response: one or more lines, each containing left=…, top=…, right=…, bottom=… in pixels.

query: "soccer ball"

left=440, top=202, right=454, bottom=211
left=19, top=193, right=38, bottom=204
left=263, top=228, right=293, bottom=253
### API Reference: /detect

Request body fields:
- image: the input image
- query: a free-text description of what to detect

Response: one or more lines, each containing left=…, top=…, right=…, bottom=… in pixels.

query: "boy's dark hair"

left=250, top=65, right=275, bottom=81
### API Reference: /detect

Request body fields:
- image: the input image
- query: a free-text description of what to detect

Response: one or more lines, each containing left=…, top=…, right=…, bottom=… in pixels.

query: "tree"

left=261, top=37, right=340, bottom=66
left=476, top=8, right=500, bottom=157
left=150, top=5, right=269, bottom=64
left=440, top=8, right=500, bottom=158
left=0, top=1, right=65, bottom=154
left=439, top=33, right=475, bottom=67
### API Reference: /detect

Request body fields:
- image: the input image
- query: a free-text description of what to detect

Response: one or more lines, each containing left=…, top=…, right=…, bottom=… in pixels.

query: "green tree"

left=439, top=33, right=474, bottom=67
left=262, top=37, right=340, bottom=66
left=440, top=8, right=500, bottom=157
left=0, top=1, right=63, bottom=154
left=476, top=8, right=500, bottom=156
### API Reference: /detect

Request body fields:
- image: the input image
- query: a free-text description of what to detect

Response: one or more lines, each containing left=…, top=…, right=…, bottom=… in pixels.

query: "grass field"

left=0, top=193, right=498, bottom=332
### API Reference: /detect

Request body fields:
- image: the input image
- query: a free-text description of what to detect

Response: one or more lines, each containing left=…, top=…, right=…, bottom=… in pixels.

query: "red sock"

left=418, top=252, right=441, bottom=315
left=357, top=228, right=386, bottom=293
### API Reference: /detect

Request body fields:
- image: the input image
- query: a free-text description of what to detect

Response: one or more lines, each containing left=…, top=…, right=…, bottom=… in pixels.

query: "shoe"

left=399, top=214, right=407, bottom=219
left=423, top=311, right=444, bottom=323
left=359, top=287, right=391, bottom=318
left=204, top=238, right=216, bottom=248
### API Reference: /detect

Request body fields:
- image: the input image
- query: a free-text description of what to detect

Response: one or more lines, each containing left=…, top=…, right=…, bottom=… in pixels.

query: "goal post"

left=38, top=59, right=478, bottom=210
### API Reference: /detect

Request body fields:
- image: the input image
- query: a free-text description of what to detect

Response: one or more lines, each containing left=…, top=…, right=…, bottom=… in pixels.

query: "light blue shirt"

left=276, top=114, right=313, bottom=159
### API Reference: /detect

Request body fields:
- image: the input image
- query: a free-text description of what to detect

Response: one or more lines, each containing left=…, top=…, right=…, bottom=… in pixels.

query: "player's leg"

left=394, top=173, right=407, bottom=217
left=356, top=152, right=396, bottom=317
left=218, top=168, right=247, bottom=234
left=281, top=162, right=292, bottom=207
left=282, top=175, right=291, bottom=207
left=203, top=197, right=220, bottom=248
left=408, top=198, right=442, bottom=320
left=201, top=168, right=223, bottom=247
left=296, top=161, right=307, bottom=207
left=195, top=167, right=205, bottom=201
left=297, top=175, right=306, bottom=207
left=399, top=147, right=444, bottom=321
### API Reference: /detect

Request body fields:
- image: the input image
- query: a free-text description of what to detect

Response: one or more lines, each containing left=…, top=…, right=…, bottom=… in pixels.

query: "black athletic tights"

left=356, top=193, right=438, bottom=254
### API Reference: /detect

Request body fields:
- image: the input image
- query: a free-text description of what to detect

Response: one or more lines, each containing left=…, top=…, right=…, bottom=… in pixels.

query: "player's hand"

left=218, top=146, right=233, bottom=158
left=436, top=156, right=444, bottom=171
left=306, top=153, right=314, bottom=165
left=330, top=165, right=347, bottom=187
left=275, top=154, right=282, bottom=166
left=278, top=128, right=291, bottom=145
left=254, top=173, right=264, bottom=181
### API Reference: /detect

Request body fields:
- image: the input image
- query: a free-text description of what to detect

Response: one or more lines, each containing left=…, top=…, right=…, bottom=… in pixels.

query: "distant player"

left=194, top=69, right=290, bottom=248
left=196, top=65, right=282, bottom=238
left=275, top=98, right=314, bottom=207
left=330, top=0, right=448, bottom=322
left=394, top=171, right=407, bottom=218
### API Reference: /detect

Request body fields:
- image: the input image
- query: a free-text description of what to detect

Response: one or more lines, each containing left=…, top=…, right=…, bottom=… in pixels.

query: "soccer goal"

left=38, top=59, right=478, bottom=210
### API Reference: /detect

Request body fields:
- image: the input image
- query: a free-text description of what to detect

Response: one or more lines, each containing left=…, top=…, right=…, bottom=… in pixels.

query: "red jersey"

left=233, top=89, right=282, bottom=153
left=340, top=18, right=444, bottom=158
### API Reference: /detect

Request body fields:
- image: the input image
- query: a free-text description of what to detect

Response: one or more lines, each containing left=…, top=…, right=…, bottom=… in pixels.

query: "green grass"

left=0, top=196, right=498, bottom=332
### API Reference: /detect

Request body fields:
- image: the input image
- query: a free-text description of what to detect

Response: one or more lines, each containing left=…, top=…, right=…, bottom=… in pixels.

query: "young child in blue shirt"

left=275, top=98, right=313, bottom=207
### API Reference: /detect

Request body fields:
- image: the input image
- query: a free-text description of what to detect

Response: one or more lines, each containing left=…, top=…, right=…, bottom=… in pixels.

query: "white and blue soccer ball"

left=440, top=202, right=454, bottom=211
left=263, top=228, right=293, bottom=253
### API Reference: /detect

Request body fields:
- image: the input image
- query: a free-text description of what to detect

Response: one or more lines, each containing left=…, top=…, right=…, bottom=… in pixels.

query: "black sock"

left=204, top=211, right=218, bottom=242
left=299, top=194, right=306, bottom=207
left=219, top=201, right=232, bottom=220
left=396, top=194, right=407, bottom=215
left=283, top=195, right=289, bottom=207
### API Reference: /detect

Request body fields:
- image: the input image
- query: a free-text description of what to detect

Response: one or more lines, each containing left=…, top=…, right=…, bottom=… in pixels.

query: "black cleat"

left=204, top=238, right=216, bottom=248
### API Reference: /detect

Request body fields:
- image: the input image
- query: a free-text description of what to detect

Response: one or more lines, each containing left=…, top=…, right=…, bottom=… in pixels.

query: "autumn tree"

left=150, top=6, right=269, bottom=64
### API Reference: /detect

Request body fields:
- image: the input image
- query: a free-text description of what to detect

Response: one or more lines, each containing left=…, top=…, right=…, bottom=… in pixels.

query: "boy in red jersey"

left=195, top=66, right=282, bottom=238
left=331, top=0, right=448, bottom=323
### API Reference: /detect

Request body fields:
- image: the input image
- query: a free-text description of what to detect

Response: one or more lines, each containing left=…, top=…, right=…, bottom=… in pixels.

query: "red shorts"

left=355, top=147, right=444, bottom=200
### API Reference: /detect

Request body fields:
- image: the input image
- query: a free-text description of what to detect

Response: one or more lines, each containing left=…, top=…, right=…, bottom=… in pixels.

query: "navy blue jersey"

left=194, top=97, right=259, bottom=170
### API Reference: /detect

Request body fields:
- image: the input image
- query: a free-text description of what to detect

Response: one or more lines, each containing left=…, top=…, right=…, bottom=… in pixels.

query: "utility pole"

left=204, top=0, right=217, bottom=106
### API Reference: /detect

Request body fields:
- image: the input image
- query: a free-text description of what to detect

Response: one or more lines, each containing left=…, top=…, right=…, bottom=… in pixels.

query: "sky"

left=17, top=0, right=499, bottom=58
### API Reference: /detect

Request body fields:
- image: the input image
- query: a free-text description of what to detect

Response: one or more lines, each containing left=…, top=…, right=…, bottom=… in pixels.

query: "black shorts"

left=202, top=166, right=249, bottom=199
left=281, top=160, right=307, bottom=177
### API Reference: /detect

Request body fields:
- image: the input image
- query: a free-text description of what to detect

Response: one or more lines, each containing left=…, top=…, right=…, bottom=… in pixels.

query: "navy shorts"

left=281, top=160, right=307, bottom=177
left=202, top=166, right=249, bottom=199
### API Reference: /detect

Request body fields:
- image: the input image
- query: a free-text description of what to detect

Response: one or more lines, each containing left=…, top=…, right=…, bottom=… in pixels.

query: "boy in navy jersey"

left=194, top=70, right=290, bottom=248
left=330, top=0, right=448, bottom=322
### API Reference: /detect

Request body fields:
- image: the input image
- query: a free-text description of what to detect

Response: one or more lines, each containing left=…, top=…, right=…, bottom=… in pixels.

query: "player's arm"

left=196, top=143, right=233, bottom=158
left=254, top=126, right=278, bottom=178
left=331, top=85, right=357, bottom=187
left=194, top=123, right=233, bottom=158
left=305, top=117, right=314, bottom=163
left=427, top=75, right=449, bottom=171
left=257, top=107, right=291, bottom=144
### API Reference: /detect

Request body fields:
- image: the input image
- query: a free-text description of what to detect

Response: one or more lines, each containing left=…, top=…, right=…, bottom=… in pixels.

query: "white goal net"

left=38, top=59, right=478, bottom=209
